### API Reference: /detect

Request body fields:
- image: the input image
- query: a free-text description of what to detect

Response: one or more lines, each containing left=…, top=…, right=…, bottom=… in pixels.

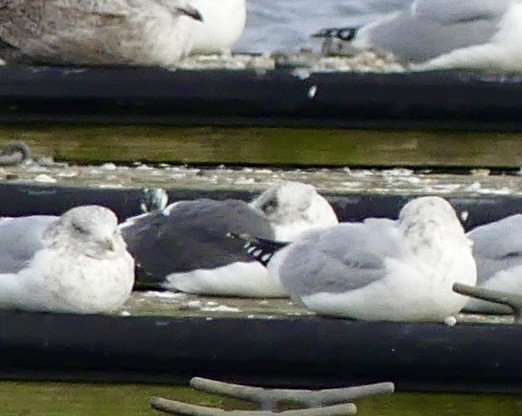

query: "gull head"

left=42, top=206, right=127, bottom=259
left=399, top=196, right=462, bottom=229
left=250, top=181, right=338, bottom=241
left=399, top=196, right=471, bottom=258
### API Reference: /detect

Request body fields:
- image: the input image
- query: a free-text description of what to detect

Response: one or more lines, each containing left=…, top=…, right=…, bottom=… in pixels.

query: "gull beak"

left=177, top=5, right=204, bottom=22
left=103, top=238, right=115, bottom=252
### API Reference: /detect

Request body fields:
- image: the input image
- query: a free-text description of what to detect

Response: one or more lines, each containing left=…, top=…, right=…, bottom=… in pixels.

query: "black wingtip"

left=227, top=233, right=289, bottom=267
left=311, top=27, right=359, bottom=42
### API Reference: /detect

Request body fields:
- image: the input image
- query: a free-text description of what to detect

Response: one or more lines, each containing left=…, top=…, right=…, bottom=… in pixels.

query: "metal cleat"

left=453, top=283, right=522, bottom=323
left=0, top=141, right=31, bottom=166
left=150, top=377, right=394, bottom=415
left=150, top=397, right=357, bottom=416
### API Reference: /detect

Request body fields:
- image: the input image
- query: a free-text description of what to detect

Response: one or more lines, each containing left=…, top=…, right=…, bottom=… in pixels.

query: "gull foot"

left=443, top=316, right=457, bottom=327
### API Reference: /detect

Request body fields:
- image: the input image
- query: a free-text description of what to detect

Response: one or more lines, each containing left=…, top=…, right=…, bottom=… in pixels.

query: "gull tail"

left=311, top=27, right=359, bottom=42
left=227, top=233, right=289, bottom=267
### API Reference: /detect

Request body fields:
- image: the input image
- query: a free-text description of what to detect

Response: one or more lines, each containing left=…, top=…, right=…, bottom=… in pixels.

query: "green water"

left=0, top=382, right=519, bottom=416
left=1, top=124, right=522, bottom=167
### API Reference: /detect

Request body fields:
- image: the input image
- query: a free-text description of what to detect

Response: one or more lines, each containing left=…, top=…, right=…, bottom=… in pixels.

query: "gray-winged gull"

left=0, top=206, right=134, bottom=314
left=0, top=0, right=203, bottom=67
left=313, top=0, right=522, bottom=71
left=120, top=181, right=338, bottom=298
left=464, top=214, right=522, bottom=314
left=189, top=0, right=246, bottom=55
left=238, top=196, right=477, bottom=324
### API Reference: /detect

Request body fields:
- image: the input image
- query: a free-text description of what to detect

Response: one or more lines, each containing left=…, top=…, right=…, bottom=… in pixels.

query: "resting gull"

left=0, top=206, right=134, bottom=314
left=0, top=0, right=203, bottom=67
left=120, top=181, right=338, bottom=297
left=238, top=196, right=476, bottom=324
left=189, top=0, right=247, bottom=55
left=313, top=0, right=522, bottom=71
left=464, top=214, right=522, bottom=314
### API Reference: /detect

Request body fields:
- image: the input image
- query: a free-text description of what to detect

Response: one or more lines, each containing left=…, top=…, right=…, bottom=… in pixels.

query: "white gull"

left=0, top=206, right=134, bottom=314
left=264, top=196, right=476, bottom=323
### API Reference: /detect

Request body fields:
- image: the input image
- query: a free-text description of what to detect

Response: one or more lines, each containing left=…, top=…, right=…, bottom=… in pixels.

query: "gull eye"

left=261, top=198, right=278, bottom=214
left=72, top=222, right=88, bottom=234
